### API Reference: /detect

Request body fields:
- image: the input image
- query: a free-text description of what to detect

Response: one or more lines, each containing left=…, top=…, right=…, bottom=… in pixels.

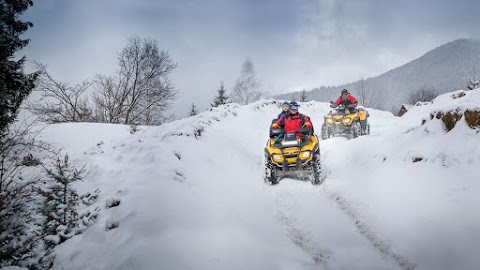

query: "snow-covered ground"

left=29, top=90, right=480, bottom=270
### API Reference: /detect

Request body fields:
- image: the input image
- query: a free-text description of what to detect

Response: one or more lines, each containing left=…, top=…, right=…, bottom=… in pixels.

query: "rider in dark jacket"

left=278, top=101, right=290, bottom=119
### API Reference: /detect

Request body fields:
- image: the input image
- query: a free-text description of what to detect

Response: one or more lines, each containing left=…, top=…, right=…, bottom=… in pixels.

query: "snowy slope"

left=31, top=92, right=480, bottom=270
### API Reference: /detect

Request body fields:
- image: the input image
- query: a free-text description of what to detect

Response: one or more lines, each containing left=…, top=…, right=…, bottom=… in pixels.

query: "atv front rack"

left=271, top=136, right=308, bottom=149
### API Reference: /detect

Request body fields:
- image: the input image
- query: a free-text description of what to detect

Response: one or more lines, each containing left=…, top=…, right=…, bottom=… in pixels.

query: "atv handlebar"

left=329, top=103, right=357, bottom=109
left=270, top=128, right=284, bottom=136
left=270, top=127, right=312, bottom=138
left=297, top=127, right=313, bottom=134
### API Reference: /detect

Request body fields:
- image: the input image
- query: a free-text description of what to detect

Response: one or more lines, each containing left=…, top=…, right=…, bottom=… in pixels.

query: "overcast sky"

left=21, top=0, right=480, bottom=117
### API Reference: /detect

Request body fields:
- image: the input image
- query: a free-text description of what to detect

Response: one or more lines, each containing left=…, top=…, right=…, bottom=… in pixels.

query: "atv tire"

left=360, top=120, right=370, bottom=135
left=311, top=152, right=324, bottom=185
left=352, top=122, right=361, bottom=138
left=321, top=124, right=329, bottom=140
left=265, top=159, right=279, bottom=185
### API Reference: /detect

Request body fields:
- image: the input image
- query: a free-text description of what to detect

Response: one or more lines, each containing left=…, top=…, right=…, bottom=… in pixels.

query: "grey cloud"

left=21, top=0, right=480, bottom=117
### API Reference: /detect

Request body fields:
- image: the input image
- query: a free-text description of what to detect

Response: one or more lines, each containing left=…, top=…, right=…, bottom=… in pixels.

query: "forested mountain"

left=276, top=39, right=480, bottom=112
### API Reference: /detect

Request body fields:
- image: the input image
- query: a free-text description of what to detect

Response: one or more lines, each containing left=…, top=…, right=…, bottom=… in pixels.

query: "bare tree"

left=231, top=59, right=263, bottom=105
left=407, top=86, right=438, bottom=104
left=0, top=120, right=53, bottom=267
left=92, top=74, right=122, bottom=123
left=357, top=76, right=381, bottom=108
left=93, top=36, right=178, bottom=125
left=27, top=62, right=93, bottom=123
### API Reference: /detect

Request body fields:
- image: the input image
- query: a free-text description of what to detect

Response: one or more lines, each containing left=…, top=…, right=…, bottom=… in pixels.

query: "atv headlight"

left=300, top=151, right=311, bottom=159
left=326, top=118, right=333, bottom=124
left=272, top=154, right=282, bottom=162
left=342, top=117, right=352, bottom=124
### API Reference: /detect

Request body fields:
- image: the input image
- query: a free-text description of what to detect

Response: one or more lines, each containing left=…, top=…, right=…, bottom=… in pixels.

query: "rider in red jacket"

left=334, top=89, right=358, bottom=106
left=272, top=102, right=313, bottom=137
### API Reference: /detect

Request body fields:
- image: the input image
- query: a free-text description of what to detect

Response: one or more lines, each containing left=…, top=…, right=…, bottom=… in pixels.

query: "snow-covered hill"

left=277, top=39, right=480, bottom=112
left=30, top=90, right=480, bottom=270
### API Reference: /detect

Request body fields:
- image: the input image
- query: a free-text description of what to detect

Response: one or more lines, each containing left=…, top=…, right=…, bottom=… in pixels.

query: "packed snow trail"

left=198, top=102, right=406, bottom=269
left=36, top=96, right=480, bottom=270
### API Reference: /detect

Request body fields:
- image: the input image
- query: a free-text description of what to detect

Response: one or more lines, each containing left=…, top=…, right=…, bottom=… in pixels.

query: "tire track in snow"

left=318, top=116, right=415, bottom=270
left=321, top=185, right=416, bottom=270
left=274, top=190, right=333, bottom=270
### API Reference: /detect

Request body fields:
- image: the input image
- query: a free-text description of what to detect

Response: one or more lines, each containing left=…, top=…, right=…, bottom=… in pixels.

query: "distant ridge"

left=276, top=39, right=480, bottom=112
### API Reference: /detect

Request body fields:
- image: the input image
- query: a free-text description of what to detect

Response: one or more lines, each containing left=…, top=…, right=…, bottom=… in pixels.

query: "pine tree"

left=189, top=103, right=198, bottom=116
left=0, top=0, right=38, bottom=132
left=0, top=1, right=42, bottom=267
left=300, top=90, right=307, bottom=102
left=211, top=82, right=229, bottom=107
left=40, top=154, right=85, bottom=247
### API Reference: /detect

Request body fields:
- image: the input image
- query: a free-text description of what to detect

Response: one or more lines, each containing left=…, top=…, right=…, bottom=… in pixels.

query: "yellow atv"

left=264, top=127, right=324, bottom=185
left=321, top=103, right=370, bottom=140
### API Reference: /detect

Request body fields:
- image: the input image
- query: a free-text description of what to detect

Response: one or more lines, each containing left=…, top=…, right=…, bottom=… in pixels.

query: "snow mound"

left=402, top=89, right=480, bottom=132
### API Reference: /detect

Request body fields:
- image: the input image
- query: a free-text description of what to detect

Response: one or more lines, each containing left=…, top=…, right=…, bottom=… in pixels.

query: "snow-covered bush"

left=129, top=123, right=139, bottom=134
left=467, top=78, right=479, bottom=90
left=0, top=128, right=46, bottom=269
left=0, top=177, right=39, bottom=267
left=464, top=110, right=480, bottom=129
left=21, top=154, right=42, bottom=167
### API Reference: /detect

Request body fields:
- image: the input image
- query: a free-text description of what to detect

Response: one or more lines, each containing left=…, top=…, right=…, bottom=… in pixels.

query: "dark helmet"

left=281, top=101, right=290, bottom=107
left=341, top=89, right=348, bottom=94
left=289, top=101, right=299, bottom=110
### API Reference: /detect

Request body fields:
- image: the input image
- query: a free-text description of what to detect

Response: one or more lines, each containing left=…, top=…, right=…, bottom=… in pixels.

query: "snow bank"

left=321, top=90, right=480, bottom=270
